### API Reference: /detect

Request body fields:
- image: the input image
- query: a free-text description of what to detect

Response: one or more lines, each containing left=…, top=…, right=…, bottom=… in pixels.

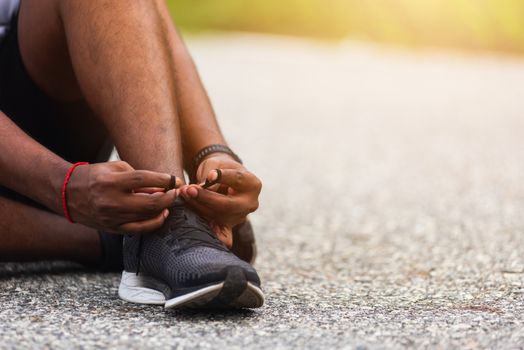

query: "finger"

left=197, top=182, right=221, bottom=193
left=118, top=208, right=169, bottom=233
left=202, top=169, right=222, bottom=189
left=208, top=169, right=260, bottom=192
left=114, top=197, right=172, bottom=222
left=195, top=183, right=229, bottom=196
left=114, top=170, right=171, bottom=191
left=183, top=197, right=218, bottom=220
left=183, top=185, right=236, bottom=213
left=179, top=187, right=219, bottom=218
left=126, top=189, right=177, bottom=215
left=217, top=184, right=229, bottom=195
left=133, top=187, right=166, bottom=194
left=165, top=175, right=183, bottom=191
left=111, top=160, right=134, bottom=171
left=189, top=184, right=258, bottom=216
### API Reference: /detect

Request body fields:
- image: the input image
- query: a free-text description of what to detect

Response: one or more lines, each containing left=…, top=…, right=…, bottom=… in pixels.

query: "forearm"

left=0, top=111, right=69, bottom=213
left=157, top=5, right=230, bottom=172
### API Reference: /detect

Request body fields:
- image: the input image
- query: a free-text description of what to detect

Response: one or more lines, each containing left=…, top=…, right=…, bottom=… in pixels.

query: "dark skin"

left=0, top=0, right=261, bottom=263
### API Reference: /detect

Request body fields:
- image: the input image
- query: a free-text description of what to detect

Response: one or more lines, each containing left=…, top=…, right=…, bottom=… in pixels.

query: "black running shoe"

left=118, top=198, right=264, bottom=309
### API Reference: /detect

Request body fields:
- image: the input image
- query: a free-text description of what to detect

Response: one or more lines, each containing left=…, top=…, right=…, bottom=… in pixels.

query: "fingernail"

left=187, top=187, right=198, bottom=198
left=163, top=209, right=169, bottom=218
left=208, top=170, right=219, bottom=182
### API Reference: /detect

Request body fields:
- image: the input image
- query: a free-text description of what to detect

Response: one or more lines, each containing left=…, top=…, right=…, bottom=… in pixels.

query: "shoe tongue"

left=165, top=198, right=227, bottom=250
left=169, top=197, right=214, bottom=235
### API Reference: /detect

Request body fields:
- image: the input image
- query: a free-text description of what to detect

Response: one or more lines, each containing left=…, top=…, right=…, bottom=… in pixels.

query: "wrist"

left=189, top=144, right=242, bottom=183
left=46, top=159, right=73, bottom=214
left=201, top=152, right=240, bottom=164
left=61, top=162, right=89, bottom=223
left=193, top=144, right=242, bottom=168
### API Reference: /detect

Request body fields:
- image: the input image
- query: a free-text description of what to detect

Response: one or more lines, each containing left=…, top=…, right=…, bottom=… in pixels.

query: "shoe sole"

left=118, top=267, right=264, bottom=309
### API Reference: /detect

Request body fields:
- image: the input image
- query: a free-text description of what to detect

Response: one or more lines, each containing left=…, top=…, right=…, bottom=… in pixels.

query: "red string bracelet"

left=61, top=162, right=89, bottom=223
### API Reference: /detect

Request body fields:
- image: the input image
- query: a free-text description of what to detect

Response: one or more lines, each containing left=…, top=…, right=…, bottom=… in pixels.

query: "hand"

left=66, top=161, right=178, bottom=233
left=193, top=153, right=243, bottom=187
left=180, top=154, right=262, bottom=228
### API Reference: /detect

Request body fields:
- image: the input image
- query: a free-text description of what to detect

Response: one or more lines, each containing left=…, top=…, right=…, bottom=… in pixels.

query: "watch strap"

left=193, top=144, right=242, bottom=169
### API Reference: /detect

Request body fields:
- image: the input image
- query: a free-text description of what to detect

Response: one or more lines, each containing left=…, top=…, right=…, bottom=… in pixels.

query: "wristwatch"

left=193, top=144, right=242, bottom=170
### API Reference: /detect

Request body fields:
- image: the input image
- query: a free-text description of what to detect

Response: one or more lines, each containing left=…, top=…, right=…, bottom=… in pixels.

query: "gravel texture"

left=1, top=35, right=524, bottom=349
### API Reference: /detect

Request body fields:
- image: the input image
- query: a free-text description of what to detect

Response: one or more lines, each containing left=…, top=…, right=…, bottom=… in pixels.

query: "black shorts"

left=0, top=13, right=112, bottom=208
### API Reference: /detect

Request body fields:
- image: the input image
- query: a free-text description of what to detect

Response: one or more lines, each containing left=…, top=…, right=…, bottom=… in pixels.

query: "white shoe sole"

left=118, top=271, right=265, bottom=309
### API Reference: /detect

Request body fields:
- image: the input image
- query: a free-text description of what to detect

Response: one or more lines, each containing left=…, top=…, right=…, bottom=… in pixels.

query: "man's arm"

left=157, top=5, right=261, bottom=227
left=0, top=111, right=176, bottom=233
left=156, top=4, right=230, bottom=173
left=0, top=111, right=68, bottom=212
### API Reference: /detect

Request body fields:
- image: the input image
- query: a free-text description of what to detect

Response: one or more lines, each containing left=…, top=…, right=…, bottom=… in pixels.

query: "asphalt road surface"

left=1, top=35, right=524, bottom=349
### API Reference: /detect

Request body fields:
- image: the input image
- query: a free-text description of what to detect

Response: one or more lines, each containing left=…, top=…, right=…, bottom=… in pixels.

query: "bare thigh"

left=11, top=0, right=111, bottom=164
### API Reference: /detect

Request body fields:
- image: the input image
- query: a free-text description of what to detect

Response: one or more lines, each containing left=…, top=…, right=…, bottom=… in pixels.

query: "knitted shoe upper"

left=123, top=197, right=260, bottom=296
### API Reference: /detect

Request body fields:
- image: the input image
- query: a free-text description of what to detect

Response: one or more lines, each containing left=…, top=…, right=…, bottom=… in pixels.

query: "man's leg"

left=0, top=196, right=100, bottom=265
left=1, top=1, right=263, bottom=309
left=19, top=0, right=185, bottom=177
left=0, top=2, right=110, bottom=265
left=1, top=0, right=239, bottom=262
left=1, top=0, right=186, bottom=262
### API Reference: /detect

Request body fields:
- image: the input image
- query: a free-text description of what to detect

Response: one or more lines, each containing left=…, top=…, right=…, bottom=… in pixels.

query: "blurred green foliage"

left=167, top=0, right=524, bottom=53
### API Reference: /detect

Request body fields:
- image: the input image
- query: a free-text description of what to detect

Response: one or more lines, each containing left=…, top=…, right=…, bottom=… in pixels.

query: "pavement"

left=1, top=35, right=524, bottom=349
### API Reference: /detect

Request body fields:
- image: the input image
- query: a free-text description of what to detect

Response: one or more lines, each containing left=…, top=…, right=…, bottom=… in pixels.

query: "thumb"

left=207, top=168, right=257, bottom=192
